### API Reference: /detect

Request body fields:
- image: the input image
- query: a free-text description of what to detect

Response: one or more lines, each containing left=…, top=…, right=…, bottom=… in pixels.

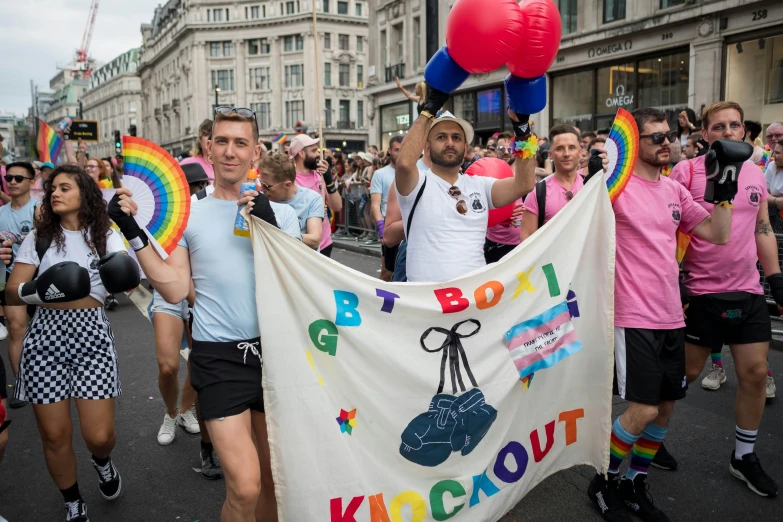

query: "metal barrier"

left=332, top=192, right=379, bottom=242
left=758, top=233, right=783, bottom=335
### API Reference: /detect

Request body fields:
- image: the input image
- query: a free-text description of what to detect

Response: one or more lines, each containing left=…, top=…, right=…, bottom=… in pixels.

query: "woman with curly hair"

left=5, top=164, right=139, bottom=522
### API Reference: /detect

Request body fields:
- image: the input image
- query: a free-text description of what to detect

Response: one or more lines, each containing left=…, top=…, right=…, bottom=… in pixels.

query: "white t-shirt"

left=16, top=228, right=127, bottom=304
left=766, top=163, right=783, bottom=196
left=397, top=169, right=496, bottom=283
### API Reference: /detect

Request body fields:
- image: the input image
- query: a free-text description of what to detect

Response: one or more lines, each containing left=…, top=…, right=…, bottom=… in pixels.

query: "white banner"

left=251, top=177, right=616, bottom=522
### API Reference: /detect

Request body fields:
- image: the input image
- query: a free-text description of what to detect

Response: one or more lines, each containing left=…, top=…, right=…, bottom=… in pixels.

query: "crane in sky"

left=74, top=0, right=100, bottom=79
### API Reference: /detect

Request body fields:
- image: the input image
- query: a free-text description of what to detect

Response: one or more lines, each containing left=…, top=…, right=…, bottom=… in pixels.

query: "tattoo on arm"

left=755, top=219, right=773, bottom=236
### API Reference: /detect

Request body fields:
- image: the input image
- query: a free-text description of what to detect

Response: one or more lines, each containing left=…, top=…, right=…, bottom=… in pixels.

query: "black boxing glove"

left=767, top=273, right=783, bottom=308
left=695, top=138, right=709, bottom=157
left=322, top=166, right=337, bottom=194
left=510, top=112, right=532, bottom=140
left=249, top=192, right=279, bottom=228
left=417, top=85, right=450, bottom=118
left=585, top=149, right=604, bottom=183
left=703, top=139, right=752, bottom=205
left=108, top=194, right=149, bottom=251
left=98, top=252, right=141, bottom=294
left=18, top=261, right=91, bottom=305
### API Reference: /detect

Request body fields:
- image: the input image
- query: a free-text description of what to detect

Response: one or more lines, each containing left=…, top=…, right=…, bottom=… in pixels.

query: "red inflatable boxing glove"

left=507, top=0, right=563, bottom=78
left=445, top=0, right=526, bottom=74
left=466, top=158, right=514, bottom=227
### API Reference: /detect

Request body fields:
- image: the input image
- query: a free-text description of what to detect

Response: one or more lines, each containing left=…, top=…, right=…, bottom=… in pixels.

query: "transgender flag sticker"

left=504, top=294, right=582, bottom=381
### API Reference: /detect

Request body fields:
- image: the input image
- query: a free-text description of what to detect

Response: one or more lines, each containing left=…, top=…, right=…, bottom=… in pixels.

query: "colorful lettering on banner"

left=308, top=319, right=339, bottom=356
left=469, top=469, right=501, bottom=507
left=513, top=266, right=537, bottom=299
left=429, top=480, right=466, bottom=521
left=530, top=421, right=556, bottom=463
left=541, top=263, right=561, bottom=297
left=475, top=281, right=504, bottom=310
left=376, top=288, right=400, bottom=313
left=493, top=441, right=529, bottom=484
left=330, top=495, right=364, bottom=522
left=389, top=491, right=427, bottom=522
left=434, top=287, right=470, bottom=314
left=559, top=409, right=585, bottom=445
left=334, top=290, right=362, bottom=327
left=369, top=493, right=392, bottom=522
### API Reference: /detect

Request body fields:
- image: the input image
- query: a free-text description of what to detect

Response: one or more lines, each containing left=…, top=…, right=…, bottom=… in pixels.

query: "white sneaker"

left=157, top=413, right=177, bottom=445
left=177, top=406, right=201, bottom=434
left=701, top=364, right=727, bottom=390
left=0, top=323, right=8, bottom=341
left=766, top=375, right=776, bottom=399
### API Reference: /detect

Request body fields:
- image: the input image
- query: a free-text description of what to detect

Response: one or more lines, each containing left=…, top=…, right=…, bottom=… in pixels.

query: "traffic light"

left=114, top=130, right=122, bottom=155
left=129, top=124, right=137, bottom=137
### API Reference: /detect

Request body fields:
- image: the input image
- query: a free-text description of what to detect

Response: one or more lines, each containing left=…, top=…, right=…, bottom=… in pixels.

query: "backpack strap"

left=195, top=187, right=209, bottom=200
left=535, top=179, right=547, bottom=230
left=35, top=233, right=49, bottom=266
left=405, top=176, right=427, bottom=240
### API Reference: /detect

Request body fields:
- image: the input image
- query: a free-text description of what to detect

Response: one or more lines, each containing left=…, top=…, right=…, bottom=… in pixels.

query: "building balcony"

left=385, top=63, right=404, bottom=83
left=154, top=108, right=162, bottom=119
left=162, top=103, right=171, bottom=112
left=336, top=121, right=356, bottom=130
left=172, top=99, right=180, bottom=112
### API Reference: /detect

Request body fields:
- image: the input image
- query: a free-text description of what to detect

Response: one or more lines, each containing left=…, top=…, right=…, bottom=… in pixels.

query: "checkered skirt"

left=14, top=307, right=121, bottom=404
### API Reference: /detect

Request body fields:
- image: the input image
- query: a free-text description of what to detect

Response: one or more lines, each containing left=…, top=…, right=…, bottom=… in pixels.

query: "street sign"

left=65, top=120, right=99, bottom=142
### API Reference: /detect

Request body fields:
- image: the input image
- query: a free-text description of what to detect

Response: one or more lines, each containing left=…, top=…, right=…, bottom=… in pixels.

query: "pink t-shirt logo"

left=744, top=185, right=762, bottom=207
left=667, top=202, right=681, bottom=226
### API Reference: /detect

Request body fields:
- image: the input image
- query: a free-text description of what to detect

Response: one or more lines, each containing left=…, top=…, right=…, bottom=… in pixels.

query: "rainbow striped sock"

left=768, top=360, right=772, bottom=377
left=711, top=349, right=723, bottom=368
left=609, top=417, right=639, bottom=474
left=626, top=423, right=667, bottom=480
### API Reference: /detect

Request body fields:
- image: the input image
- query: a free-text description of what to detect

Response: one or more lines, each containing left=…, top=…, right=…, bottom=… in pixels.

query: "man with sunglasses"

left=109, top=106, right=300, bottom=522
left=0, top=162, right=42, bottom=410
left=588, top=108, right=738, bottom=522
left=667, top=102, right=779, bottom=499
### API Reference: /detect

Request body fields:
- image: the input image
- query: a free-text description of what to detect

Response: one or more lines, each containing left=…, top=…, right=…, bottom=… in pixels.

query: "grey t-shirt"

left=279, top=187, right=324, bottom=239
left=178, top=196, right=300, bottom=342
left=0, top=197, right=38, bottom=273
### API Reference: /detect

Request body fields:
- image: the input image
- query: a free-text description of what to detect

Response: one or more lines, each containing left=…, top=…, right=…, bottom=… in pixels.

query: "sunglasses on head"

left=214, top=106, right=259, bottom=131
left=639, top=130, right=678, bottom=145
left=5, top=174, right=32, bottom=183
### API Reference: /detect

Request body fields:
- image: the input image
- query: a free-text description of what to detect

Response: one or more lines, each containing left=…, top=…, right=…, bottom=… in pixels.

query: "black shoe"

left=105, top=295, right=119, bottom=311
left=617, top=475, right=670, bottom=521
left=200, top=447, right=224, bottom=480
left=9, top=396, right=27, bottom=409
left=587, top=473, right=632, bottom=522
left=729, top=451, right=778, bottom=497
left=64, top=498, right=89, bottom=521
left=651, top=443, right=678, bottom=471
left=91, top=457, right=122, bottom=500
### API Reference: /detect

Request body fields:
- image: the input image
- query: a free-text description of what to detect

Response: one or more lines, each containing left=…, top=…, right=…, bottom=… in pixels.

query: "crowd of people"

left=0, top=84, right=782, bottom=522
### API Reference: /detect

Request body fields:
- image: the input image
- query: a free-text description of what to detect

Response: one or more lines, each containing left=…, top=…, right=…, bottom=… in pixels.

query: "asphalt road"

left=1, top=247, right=781, bottom=521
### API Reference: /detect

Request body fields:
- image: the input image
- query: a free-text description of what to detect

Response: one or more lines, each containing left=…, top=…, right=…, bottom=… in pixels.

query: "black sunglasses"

left=639, top=131, right=678, bottom=145
left=214, top=106, right=258, bottom=131
left=4, top=174, right=32, bottom=183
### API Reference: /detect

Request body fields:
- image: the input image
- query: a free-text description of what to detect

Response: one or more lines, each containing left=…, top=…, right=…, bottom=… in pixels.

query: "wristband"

left=420, top=111, right=435, bottom=122
left=325, top=182, right=337, bottom=194
left=510, top=134, right=539, bottom=160
left=716, top=201, right=733, bottom=209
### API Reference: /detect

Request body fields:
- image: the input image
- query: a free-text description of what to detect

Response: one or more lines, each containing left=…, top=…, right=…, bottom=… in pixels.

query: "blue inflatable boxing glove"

left=420, top=47, right=470, bottom=117
left=505, top=74, right=547, bottom=140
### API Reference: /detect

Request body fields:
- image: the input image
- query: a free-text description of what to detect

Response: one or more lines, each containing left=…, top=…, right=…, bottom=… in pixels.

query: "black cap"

left=182, top=162, right=209, bottom=185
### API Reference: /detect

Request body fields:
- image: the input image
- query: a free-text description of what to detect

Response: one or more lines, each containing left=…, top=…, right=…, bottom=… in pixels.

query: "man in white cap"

left=289, top=134, right=343, bottom=257
left=396, top=105, right=536, bottom=283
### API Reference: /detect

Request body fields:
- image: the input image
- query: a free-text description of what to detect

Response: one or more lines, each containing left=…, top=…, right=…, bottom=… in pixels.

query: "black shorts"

left=189, top=337, right=264, bottom=420
left=484, top=239, right=517, bottom=264
left=0, top=355, right=7, bottom=399
left=684, top=292, right=771, bottom=350
left=382, top=244, right=398, bottom=272
left=613, top=327, right=687, bottom=405
left=321, top=244, right=333, bottom=258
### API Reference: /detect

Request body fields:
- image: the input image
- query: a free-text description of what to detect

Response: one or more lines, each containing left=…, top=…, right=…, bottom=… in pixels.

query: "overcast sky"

left=1, top=0, right=162, bottom=117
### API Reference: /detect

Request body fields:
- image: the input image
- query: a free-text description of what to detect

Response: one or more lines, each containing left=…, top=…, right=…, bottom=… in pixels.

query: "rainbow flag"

left=273, top=133, right=287, bottom=144
left=36, top=118, right=63, bottom=164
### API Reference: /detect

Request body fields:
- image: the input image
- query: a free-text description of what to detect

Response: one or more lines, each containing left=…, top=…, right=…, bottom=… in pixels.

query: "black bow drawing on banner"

left=399, top=319, right=498, bottom=467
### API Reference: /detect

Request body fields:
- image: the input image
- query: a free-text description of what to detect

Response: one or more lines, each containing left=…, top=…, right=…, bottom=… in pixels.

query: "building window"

left=603, top=0, right=625, bottom=23
left=286, top=1, right=295, bottom=14
left=392, top=23, right=403, bottom=63
left=337, top=1, right=348, bottom=14
left=357, top=64, right=363, bottom=88
left=323, top=0, right=329, bottom=12
left=726, top=35, right=783, bottom=126
left=285, top=64, right=304, bottom=87
left=211, top=69, right=235, bottom=91
left=413, top=17, right=421, bottom=68
left=660, top=0, right=685, bottom=7
left=129, top=101, right=137, bottom=113
left=284, top=35, right=294, bottom=52
left=296, top=35, right=304, bottom=50
left=339, top=100, right=350, bottom=124
left=357, top=100, right=363, bottom=126
left=380, top=29, right=387, bottom=65
left=249, top=38, right=270, bottom=55
left=249, top=67, right=271, bottom=90
left=251, top=103, right=271, bottom=129
left=210, top=42, right=221, bottom=57
left=355, top=2, right=362, bottom=16
left=558, top=0, right=577, bottom=35
left=250, top=6, right=260, bottom=18
left=338, top=34, right=349, bottom=50
left=324, top=62, right=332, bottom=86
left=285, top=100, right=305, bottom=127
left=325, top=99, right=332, bottom=127
left=477, top=88, right=502, bottom=129
left=212, top=8, right=223, bottom=21
left=356, top=35, right=363, bottom=53
left=339, top=63, right=350, bottom=86
left=324, top=33, right=331, bottom=49
left=223, top=42, right=233, bottom=56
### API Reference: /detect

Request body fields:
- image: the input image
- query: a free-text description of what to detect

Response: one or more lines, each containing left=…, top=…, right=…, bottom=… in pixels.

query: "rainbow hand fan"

left=121, top=136, right=190, bottom=257
left=603, top=108, right=639, bottom=203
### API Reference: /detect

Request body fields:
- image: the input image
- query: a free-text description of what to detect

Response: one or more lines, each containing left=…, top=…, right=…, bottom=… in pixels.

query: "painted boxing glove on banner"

left=399, top=394, right=457, bottom=467
left=448, top=388, right=498, bottom=456
left=703, top=139, right=752, bottom=205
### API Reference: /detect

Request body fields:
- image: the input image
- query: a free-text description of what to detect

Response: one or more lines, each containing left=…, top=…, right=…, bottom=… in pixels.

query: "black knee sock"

left=92, top=454, right=110, bottom=466
left=0, top=316, right=6, bottom=326
left=200, top=440, right=213, bottom=452
left=60, top=482, right=81, bottom=503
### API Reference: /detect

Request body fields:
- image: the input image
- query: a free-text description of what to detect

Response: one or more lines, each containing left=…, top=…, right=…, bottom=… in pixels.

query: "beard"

left=304, top=155, right=319, bottom=170
left=430, top=146, right=465, bottom=169
left=639, top=148, right=670, bottom=168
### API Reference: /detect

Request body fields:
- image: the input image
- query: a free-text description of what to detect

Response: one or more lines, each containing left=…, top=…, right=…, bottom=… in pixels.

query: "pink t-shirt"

left=614, top=174, right=709, bottom=329
left=180, top=155, right=215, bottom=181
left=670, top=157, right=766, bottom=296
left=486, top=198, right=522, bottom=246
left=523, top=174, right=585, bottom=225
left=296, top=170, right=332, bottom=251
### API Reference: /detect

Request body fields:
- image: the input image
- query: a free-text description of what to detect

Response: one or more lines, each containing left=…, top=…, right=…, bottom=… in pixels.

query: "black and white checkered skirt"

left=14, top=307, right=121, bottom=404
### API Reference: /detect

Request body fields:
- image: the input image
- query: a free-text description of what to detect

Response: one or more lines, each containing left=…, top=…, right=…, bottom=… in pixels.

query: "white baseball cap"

left=288, top=134, right=320, bottom=157
left=429, top=110, right=474, bottom=144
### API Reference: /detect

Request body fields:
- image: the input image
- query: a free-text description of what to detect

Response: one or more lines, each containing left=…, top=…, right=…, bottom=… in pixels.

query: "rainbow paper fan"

left=121, top=136, right=190, bottom=255
left=603, top=108, right=639, bottom=203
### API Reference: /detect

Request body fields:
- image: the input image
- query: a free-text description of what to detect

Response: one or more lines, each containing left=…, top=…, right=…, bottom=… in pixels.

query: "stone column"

left=235, top=39, right=247, bottom=106
left=271, top=36, right=284, bottom=129
left=691, top=37, right=723, bottom=117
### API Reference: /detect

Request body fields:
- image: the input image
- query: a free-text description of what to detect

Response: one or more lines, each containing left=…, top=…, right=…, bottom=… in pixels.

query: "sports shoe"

left=766, top=375, right=776, bottom=399
left=729, top=451, right=778, bottom=497
left=617, top=475, right=670, bottom=521
left=157, top=413, right=177, bottom=445
left=200, top=446, right=224, bottom=480
left=9, top=396, right=27, bottom=409
left=90, top=457, right=122, bottom=500
left=177, top=406, right=201, bottom=434
left=587, top=473, right=632, bottom=522
left=651, top=443, right=678, bottom=471
left=0, top=323, right=8, bottom=341
left=105, top=294, right=119, bottom=311
left=64, top=498, right=89, bottom=521
left=701, top=364, right=727, bottom=390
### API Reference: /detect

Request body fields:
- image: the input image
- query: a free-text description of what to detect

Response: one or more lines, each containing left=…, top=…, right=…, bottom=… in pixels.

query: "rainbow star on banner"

left=336, top=409, right=357, bottom=435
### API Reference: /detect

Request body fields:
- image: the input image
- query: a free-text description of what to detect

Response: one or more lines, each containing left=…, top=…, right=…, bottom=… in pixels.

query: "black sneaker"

left=64, top=498, right=89, bottom=521
left=729, top=451, right=778, bottom=497
left=91, top=457, right=122, bottom=500
left=200, top=447, right=224, bottom=480
left=9, top=396, right=27, bottom=409
left=587, top=473, right=632, bottom=522
left=651, top=443, right=678, bottom=471
left=617, top=475, right=670, bottom=521
left=105, top=295, right=119, bottom=311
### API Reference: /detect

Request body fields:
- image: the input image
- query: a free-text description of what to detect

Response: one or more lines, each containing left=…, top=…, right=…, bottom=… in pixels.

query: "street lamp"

left=214, top=85, right=221, bottom=108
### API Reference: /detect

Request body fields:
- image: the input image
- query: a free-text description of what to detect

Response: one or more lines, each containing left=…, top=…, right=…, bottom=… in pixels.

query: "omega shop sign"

left=587, top=40, right=633, bottom=59
left=605, top=85, right=634, bottom=108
